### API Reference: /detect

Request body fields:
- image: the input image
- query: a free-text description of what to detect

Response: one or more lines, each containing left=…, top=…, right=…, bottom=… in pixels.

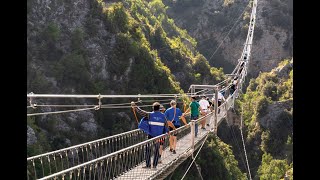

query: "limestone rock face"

left=259, top=99, right=292, bottom=129
left=27, top=125, right=37, bottom=145
left=165, top=0, right=292, bottom=76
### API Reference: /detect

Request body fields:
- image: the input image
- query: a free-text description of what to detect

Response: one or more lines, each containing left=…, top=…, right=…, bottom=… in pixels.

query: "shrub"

left=262, top=81, right=278, bottom=101
left=44, top=22, right=60, bottom=42
left=256, top=96, right=269, bottom=118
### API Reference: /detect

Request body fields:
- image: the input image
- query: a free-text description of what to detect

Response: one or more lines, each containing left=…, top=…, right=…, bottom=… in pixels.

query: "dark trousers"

left=230, top=88, right=235, bottom=95
left=191, top=115, right=199, bottom=137
left=146, top=135, right=160, bottom=168
left=218, top=100, right=221, bottom=113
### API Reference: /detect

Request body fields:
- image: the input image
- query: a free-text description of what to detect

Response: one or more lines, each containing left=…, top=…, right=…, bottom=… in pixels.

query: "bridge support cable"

left=240, top=105, right=252, bottom=180
left=27, top=93, right=209, bottom=116
left=180, top=134, right=209, bottom=180
left=225, top=112, right=250, bottom=176
left=194, top=161, right=204, bottom=180
left=27, top=107, right=98, bottom=116
left=26, top=92, right=209, bottom=99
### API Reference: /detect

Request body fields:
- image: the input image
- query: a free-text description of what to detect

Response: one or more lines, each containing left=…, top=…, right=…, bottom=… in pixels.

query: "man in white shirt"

left=199, top=95, right=210, bottom=129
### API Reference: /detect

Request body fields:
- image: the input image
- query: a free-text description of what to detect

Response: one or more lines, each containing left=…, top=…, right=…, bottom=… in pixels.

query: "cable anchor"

left=29, top=92, right=37, bottom=109
left=137, top=94, right=142, bottom=103
left=95, top=94, right=102, bottom=110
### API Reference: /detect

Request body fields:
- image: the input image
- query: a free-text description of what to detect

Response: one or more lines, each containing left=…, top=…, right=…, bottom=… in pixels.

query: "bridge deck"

left=116, top=123, right=213, bottom=180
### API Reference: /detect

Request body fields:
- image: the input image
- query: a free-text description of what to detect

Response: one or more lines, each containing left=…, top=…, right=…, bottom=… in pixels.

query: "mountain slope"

left=163, top=0, right=292, bottom=76
left=27, top=0, right=225, bottom=154
left=218, top=58, right=293, bottom=178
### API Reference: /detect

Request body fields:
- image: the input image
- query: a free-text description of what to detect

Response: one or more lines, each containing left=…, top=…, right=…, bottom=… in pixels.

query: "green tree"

left=170, top=135, right=247, bottom=179
left=149, top=0, right=168, bottom=16
left=108, top=3, right=130, bottom=32
left=258, top=153, right=289, bottom=180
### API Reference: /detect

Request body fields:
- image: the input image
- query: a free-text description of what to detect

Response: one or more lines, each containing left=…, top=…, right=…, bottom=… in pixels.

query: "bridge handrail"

left=38, top=113, right=211, bottom=179
left=27, top=129, right=142, bottom=161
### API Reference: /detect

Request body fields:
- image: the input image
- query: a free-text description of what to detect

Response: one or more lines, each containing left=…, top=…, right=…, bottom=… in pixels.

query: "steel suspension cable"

left=27, top=94, right=180, bottom=98
left=225, top=113, right=249, bottom=175
left=240, top=105, right=252, bottom=180
left=28, top=104, right=96, bottom=108
left=27, top=107, right=97, bottom=116
left=180, top=134, right=209, bottom=180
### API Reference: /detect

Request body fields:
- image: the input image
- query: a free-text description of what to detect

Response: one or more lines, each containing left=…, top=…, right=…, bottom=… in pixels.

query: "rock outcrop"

left=165, top=0, right=292, bottom=76
left=27, top=125, right=37, bottom=145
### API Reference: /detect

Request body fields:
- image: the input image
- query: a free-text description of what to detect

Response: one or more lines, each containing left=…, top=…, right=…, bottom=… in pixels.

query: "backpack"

left=138, top=117, right=150, bottom=135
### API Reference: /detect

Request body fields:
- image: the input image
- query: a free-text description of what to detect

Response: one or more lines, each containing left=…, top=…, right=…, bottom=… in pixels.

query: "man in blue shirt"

left=131, top=101, right=168, bottom=169
left=165, top=100, right=187, bottom=154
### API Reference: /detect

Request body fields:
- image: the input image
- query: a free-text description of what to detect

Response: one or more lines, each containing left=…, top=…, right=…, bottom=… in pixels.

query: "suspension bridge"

left=27, top=0, right=258, bottom=179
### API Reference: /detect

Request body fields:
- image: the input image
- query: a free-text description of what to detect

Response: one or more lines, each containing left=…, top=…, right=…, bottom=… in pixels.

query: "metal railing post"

left=190, top=120, right=195, bottom=153
left=214, top=88, right=218, bottom=135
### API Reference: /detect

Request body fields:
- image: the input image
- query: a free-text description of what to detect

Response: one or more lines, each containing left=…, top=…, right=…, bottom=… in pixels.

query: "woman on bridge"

left=164, top=100, right=186, bottom=154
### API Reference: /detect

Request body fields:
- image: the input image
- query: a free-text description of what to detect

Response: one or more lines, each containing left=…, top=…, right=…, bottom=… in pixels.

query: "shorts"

left=169, top=125, right=180, bottom=136
left=191, top=115, right=199, bottom=120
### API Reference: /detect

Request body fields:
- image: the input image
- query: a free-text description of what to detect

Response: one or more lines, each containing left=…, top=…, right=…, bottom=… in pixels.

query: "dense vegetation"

left=27, top=0, right=225, bottom=156
left=167, top=135, right=247, bottom=179
left=218, top=59, right=293, bottom=179
left=163, top=0, right=251, bottom=72
left=163, top=0, right=293, bottom=74
left=27, top=0, right=292, bottom=179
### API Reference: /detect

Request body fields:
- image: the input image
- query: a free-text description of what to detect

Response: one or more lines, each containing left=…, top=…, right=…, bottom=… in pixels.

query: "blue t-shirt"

left=165, top=107, right=182, bottom=126
left=149, top=111, right=168, bottom=137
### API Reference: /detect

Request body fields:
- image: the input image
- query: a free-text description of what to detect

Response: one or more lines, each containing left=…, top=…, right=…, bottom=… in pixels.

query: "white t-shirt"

left=212, top=92, right=225, bottom=102
left=199, top=99, right=210, bottom=111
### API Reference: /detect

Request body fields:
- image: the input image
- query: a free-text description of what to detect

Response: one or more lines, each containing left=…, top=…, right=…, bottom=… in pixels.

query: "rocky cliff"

left=164, top=0, right=293, bottom=76
left=218, top=58, right=293, bottom=178
left=27, top=0, right=225, bottom=152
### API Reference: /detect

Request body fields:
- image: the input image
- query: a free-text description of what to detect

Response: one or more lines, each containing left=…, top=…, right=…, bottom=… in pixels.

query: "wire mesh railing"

left=32, top=113, right=216, bottom=180
left=27, top=129, right=147, bottom=179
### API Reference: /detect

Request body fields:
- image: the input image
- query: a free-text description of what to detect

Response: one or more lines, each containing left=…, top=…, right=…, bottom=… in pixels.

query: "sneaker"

left=142, top=166, right=151, bottom=169
left=158, top=157, right=162, bottom=164
left=173, top=150, right=176, bottom=154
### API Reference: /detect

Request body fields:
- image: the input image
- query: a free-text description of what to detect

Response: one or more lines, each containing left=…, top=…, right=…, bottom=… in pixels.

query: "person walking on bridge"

left=199, top=95, right=210, bottom=129
left=164, top=100, right=187, bottom=154
left=212, top=87, right=226, bottom=114
left=131, top=101, right=168, bottom=169
left=182, top=96, right=204, bottom=137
